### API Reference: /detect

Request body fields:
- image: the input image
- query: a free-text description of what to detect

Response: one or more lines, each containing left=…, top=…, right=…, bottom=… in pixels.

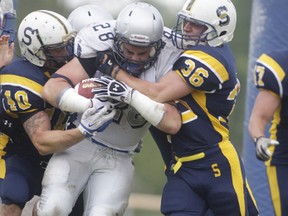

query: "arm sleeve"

left=77, top=57, right=99, bottom=78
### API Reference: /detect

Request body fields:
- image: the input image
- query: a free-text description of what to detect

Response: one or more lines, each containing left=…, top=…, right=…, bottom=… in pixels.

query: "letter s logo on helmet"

left=217, top=6, right=230, bottom=27
left=17, top=10, right=75, bottom=68
left=22, top=27, right=38, bottom=46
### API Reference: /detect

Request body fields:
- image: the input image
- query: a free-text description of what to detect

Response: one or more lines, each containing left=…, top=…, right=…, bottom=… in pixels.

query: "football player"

left=0, top=10, right=114, bottom=216
left=249, top=49, right=288, bottom=215
left=67, top=4, right=114, bottom=33
left=93, top=0, right=259, bottom=215
left=36, top=2, right=182, bottom=216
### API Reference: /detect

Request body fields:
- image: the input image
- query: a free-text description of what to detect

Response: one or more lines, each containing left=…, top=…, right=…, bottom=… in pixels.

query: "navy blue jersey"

left=254, top=50, right=288, bottom=165
left=161, top=44, right=258, bottom=215
left=0, top=58, right=69, bottom=161
left=171, top=44, right=239, bottom=156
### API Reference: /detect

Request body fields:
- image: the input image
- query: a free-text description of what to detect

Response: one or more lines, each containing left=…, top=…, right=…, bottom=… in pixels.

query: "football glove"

left=255, top=136, right=279, bottom=161
left=92, top=76, right=134, bottom=104
left=90, top=96, right=118, bottom=109
left=78, top=105, right=116, bottom=138
left=95, top=50, right=118, bottom=77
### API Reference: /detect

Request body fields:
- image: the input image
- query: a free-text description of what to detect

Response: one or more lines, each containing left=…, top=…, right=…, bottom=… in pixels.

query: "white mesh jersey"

left=74, top=22, right=182, bottom=152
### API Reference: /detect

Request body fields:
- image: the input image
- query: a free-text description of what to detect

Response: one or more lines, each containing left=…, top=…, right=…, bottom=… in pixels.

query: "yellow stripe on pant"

left=0, top=133, right=9, bottom=178
left=173, top=152, right=205, bottom=174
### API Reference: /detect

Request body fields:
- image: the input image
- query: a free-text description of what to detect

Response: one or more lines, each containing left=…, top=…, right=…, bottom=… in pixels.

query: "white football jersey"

left=74, top=22, right=182, bottom=152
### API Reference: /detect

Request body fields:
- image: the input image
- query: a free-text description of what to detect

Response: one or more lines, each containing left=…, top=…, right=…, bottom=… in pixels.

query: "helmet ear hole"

left=219, top=31, right=227, bottom=37
left=149, top=47, right=156, bottom=57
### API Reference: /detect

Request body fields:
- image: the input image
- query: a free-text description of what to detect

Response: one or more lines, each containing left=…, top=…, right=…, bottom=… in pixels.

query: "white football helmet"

left=172, top=0, right=237, bottom=49
left=68, top=4, right=114, bottom=33
left=113, top=2, right=165, bottom=77
left=17, top=10, right=75, bottom=68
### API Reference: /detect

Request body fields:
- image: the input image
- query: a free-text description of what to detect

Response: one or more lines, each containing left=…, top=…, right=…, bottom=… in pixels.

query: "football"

left=74, top=78, right=103, bottom=99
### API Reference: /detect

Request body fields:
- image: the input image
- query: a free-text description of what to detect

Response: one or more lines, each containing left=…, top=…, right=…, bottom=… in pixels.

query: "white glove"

left=92, top=76, right=133, bottom=104
left=255, top=137, right=279, bottom=161
left=90, top=96, right=112, bottom=109
left=78, top=105, right=116, bottom=138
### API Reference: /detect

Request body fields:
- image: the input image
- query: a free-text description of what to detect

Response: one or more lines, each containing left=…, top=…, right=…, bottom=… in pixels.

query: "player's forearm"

left=24, top=111, right=84, bottom=155
left=248, top=91, right=280, bottom=140
left=157, top=104, right=181, bottom=134
left=42, top=78, right=71, bottom=107
left=34, top=128, right=84, bottom=155
left=248, top=115, right=267, bottom=140
left=115, top=69, right=189, bottom=103
left=129, top=90, right=181, bottom=134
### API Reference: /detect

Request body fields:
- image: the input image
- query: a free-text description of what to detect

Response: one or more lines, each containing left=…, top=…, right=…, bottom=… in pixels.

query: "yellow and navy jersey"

left=171, top=44, right=239, bottom=156
left=254, top=50, right=288, bottom=165
left=0, top=58, right=69, bottom=160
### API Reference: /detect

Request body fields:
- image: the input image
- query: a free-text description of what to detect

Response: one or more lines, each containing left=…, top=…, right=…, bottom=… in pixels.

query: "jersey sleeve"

left=1, top=76, right=45, bottom=123
left=77, top=57, right=99, bottom=78
left=254, top=53, right=285, bottom=98
left=172, top=49, right=229, bottom=92
left=74, top=21, right=115, bottom=58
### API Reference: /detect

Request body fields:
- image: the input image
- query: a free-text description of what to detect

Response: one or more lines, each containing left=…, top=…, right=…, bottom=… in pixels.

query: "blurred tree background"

left=16, top=0, right=252, bottom=215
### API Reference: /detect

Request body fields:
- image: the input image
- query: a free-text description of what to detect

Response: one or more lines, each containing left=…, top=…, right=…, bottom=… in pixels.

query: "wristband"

left=130, top=90, right=165, bottom=126
left=254, top=136, right=265, bottom=144
left=58, top=88, right=91, bottom=113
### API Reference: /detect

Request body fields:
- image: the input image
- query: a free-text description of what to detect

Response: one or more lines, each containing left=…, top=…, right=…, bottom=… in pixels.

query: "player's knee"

left=36, top=198, right=72, bottom=216
left=37, top=204, right=72, bottom=216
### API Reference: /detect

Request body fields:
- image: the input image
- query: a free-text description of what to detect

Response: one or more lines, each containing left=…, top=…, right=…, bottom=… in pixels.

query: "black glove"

left=92, top=76, right=133, bottom=104
left=95, top=50, right=118, bottom=76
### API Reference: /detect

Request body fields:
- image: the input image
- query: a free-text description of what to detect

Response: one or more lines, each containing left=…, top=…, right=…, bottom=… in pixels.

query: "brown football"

left=74, top=79, right=102, bottom=99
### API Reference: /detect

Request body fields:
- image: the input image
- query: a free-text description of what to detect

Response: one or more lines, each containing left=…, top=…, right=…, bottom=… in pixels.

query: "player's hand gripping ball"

left=74, top=78, right=104, bottom=99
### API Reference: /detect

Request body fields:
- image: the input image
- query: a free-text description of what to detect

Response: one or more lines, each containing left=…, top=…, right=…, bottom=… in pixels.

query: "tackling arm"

left=42, top=57, right=92, bottom=113
left=115, top=69, right=191, bottom=103
left=23, top=105, right=115, bottom=155
left=93, top=76, right=182, bottom=134
left=130, top=90, right=181, bottom=134
left=97, top=50, right=192, bottom=103
left=23, top=111, right=84, bottom=155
